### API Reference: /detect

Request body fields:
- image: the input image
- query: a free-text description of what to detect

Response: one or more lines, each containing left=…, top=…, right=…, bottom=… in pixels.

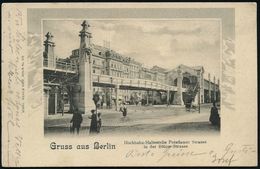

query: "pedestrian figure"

left=88, top=109, right=97, bottom=134
left=97, top=112, right=102, bottom=133
left=70, top=109, right=83, bottom=135
left=120, top=103, right=127, bottom=117
left=185, top=97, right=192, bottom=112
left=59, top=98, right=64, bottom=116
left=101, top=100, right=104, bottom=109
left=209, top=102, right=220, bottom=128
left=107, top=100, right=111, bottom=109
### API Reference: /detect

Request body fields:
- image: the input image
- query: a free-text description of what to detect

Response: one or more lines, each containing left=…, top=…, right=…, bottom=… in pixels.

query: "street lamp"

left=198, top=85, right=200, bottom=114
left=197, top=71, right=201, bottom=114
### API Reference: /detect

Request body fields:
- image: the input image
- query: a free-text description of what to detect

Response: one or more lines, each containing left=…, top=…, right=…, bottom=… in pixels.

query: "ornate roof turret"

left=43, top=32, right=56, bottom=67
left=79, top=20, right=92, bottom=50
left=79, top=20, right=92, bottom=38
left=44, top=32, right=55, bottom=45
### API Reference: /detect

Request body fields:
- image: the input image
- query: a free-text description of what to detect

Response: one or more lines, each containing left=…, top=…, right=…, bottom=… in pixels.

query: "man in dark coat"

left=88, top=109, right=97, bottom=134
left=209, top=102, right=220, bottom=128
left=70, top=109, right=83, bottom=134
left=97, top=112, right=102, bottom=133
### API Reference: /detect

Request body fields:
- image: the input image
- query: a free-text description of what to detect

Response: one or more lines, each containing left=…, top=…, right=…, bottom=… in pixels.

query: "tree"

left=66, top=84, right=75, bottom=113
left=57, top=73, right=78, bottom=114
left=186, top=83, right=199, bottom=102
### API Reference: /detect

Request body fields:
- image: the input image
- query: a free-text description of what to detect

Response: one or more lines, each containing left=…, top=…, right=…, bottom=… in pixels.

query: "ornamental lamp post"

left=197, top=71, right=201, bottom=114
left=198, top=85, right=200, bottom=114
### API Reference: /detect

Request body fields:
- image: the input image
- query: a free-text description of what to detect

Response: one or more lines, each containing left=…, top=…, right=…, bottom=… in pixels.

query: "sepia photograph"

left=42, top=19, right=222, bottom=137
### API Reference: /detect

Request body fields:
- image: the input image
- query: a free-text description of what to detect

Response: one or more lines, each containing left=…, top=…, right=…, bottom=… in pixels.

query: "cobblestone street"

left=45, top=104, right=220, bottom=137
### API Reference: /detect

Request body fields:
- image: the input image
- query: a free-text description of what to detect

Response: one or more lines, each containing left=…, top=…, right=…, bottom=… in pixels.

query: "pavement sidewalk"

left=45, top=105, right=212, bottom=128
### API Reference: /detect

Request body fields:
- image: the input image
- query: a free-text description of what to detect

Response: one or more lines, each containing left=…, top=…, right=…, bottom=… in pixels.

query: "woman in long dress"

left=89, top=109, right=97, bottom=134
left=209, top=102, right=220, bottom=128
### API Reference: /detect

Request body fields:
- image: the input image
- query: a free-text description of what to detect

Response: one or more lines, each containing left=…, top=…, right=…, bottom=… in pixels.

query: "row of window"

left=93, top=87, right=130, bottom=93
left=111, top=62, right=124, bottom=70
left=130, top=64, right=139, bottom=71
left=111, top=70, right=122, bottom=77
left=91, top=58, right=141, bottom=75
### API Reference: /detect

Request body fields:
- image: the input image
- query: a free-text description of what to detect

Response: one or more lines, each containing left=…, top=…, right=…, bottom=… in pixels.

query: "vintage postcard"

left=1, top=3, right=257, bottom=167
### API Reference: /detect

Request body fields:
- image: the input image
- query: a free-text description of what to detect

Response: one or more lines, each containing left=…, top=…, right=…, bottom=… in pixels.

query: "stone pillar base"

left=173, top=93, right=184, bottom=105
left=73, top=91, right=95, bottom=114
left=166, top=90, right=170, bottom=105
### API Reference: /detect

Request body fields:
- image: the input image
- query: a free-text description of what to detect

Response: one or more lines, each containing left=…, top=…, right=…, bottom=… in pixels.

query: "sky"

left=43, top=19, right=220, bottom=79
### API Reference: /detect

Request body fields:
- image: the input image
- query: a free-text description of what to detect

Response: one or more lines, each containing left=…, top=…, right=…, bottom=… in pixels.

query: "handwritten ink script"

left=125, top=142, right=255, bottom=166
left=4, top=7, right=26, bottom=167
left=209, top=143, right=255, bottom=166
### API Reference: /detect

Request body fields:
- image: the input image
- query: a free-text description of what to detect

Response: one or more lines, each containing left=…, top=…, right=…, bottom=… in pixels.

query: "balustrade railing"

left=92, top=74, right=177, bottom=91
left=43, top=58, right=77, bottom=72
